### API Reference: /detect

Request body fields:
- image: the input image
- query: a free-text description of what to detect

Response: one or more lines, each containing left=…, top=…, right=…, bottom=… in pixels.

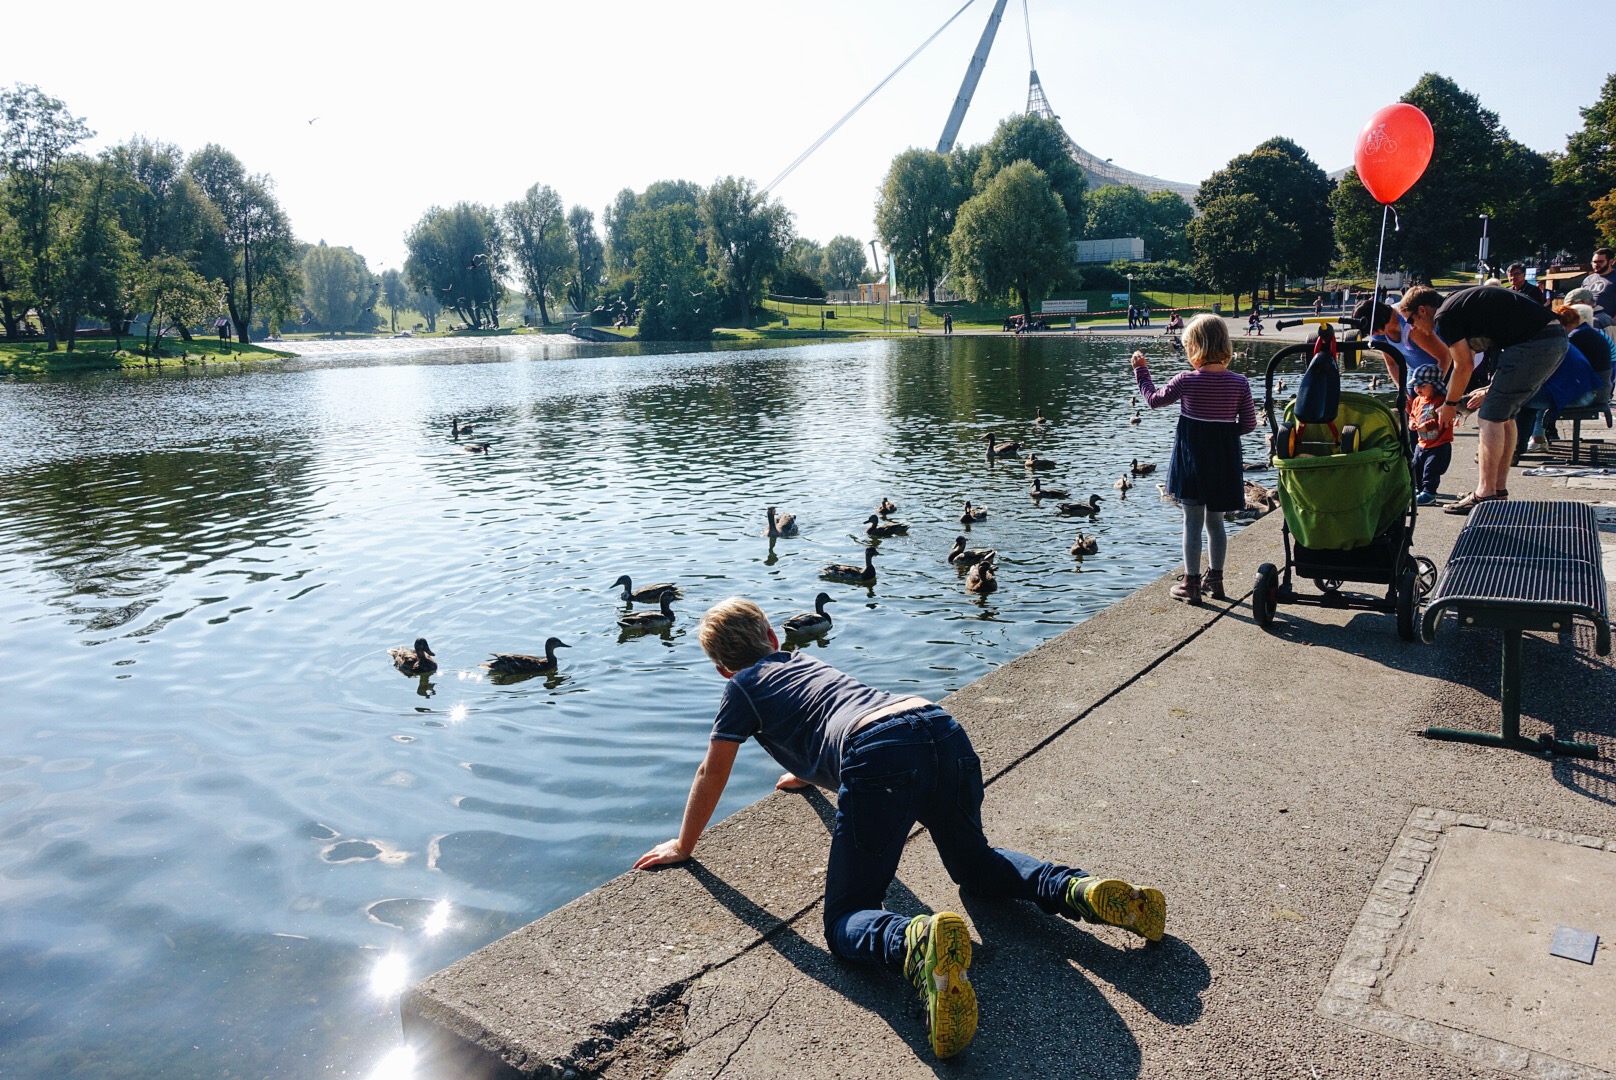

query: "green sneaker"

left=1062, top=876, right=1167, bottom=942
left=902, top=912, right=977, bottom=1058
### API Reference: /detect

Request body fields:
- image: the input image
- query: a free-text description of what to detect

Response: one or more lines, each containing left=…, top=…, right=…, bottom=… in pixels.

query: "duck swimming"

left=982, top=433, right=1020, bottom=457
left=1130, top=458, right=1157, bottom=476
left=765, top=506, right=799, bottom=538
left=1029, top=476, right=1070, bottom=499
left=1056, top=494, right=1103, bottom=518
left=947, top=535, right=996, bottom=566
left=877, top=497, right=898, bottom=517
left=460, top=441, right=489, bottom=454
left=618, top=590, right=676, bottom=631
left=1128, top=412, right=1142, bottom=426
left=481, top=637, right=570, bottom=675
left=1023, top=453, right=1057, bottom=471
left=783, top=592, right=835, bottom=637
left=389, top=637, right=437, bottom=675
left=612, top=574, right=681, bottom=603
left=965, top=557, right=998, bottom=594
left=1070, top=532, right=1099, bottom=557
left=1114, top=474, right=1133, bottom=495
left=1034, top=407, right=1050, bottom=426
left=821, top=546, right=877, bottom=583
left=451, top=417, right=473, bottom=437
left=959, top=500, right=987, bottom=523
left=865, top=514, right=909, bottom=538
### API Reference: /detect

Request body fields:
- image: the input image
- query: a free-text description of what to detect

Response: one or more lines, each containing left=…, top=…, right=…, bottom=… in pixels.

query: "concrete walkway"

left=403, top=438, right=1616, bottom=1079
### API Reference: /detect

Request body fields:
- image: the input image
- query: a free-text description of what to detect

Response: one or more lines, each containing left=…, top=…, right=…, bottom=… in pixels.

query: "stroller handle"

left=1262, top=340, right=1411, bottom=443
left=1275, top=317, right=1356, bottom=331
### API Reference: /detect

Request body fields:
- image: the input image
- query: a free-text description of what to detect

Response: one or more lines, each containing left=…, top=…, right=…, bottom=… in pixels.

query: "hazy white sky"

left=7, top=1, right=1607, bottom=273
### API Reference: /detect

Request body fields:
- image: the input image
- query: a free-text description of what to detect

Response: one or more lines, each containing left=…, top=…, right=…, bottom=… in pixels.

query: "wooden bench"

left=1420, top=500, right=1610, bottom=758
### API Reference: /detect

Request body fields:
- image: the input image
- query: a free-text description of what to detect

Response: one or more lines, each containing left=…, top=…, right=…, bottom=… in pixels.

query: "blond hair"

left=698, top=597, right=776, bottom=672
left=1182, top=313, right=1231, bottom=367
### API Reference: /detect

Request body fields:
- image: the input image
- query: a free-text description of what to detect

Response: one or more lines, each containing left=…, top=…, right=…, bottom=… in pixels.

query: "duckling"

left=451, top=417, right=473, bottom=437
left=1028, top=476, right=1070, bottom=499
left=959, top=500, right=988, bottom=524
left=865, top=514, right=909, bottom=538
left=611, top=574, right=681, bottom=603
left=947, top=535, right=996, bottom=566
left=1034, top=406, right=1050, bottom=426
left=618, top=590, right=675, bottom=631
left=1130, top=458, right=1157, bottom=476
left=1114, top=473, right=1133, bottom=495
left=1023, top=453, right=1057, bottom=471
left=1055, top=494, right=1103, bottom=518
left=821, top=546, right=877, bottom=583
left=877, top=497, right=898, bottom=518
left=481, top=637, right=570, bottom=675
left=782, top=592, right=835, bottom=638
left=1070, top=532, right=1099, bottom=557
left=965, top=557, right=998, bottom=594
left=460, top=441, right=490, bottom=454
left=389, top=637, right=437, bottom=675
left=1128, top=412, right=1142, bottom=426
left=765, top=505, right=799, bottom=538
left=981, top=432, right=1020, bottom=457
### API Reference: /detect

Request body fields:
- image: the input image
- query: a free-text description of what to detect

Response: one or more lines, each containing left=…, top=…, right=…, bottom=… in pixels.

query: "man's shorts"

left=1477, top=326, right=1568, bottom=423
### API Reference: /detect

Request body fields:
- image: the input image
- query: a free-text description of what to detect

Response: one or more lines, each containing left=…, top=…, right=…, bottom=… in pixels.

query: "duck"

left=1130, top=458, right=1157, bottom=476
left=1243, top=459, right=1271, bottom=471
left=959, top=500, right=988, bottom=524
left=1023, top=453, right=1057, bottom=471
left=877, top=497, right=898, bottom=518
left=1114, top=474, right=1133, bottom=495
left=1034, top=407, right=1050, bottom=426
left=947, top=535, right=996, bottom=566
left=1130, top=394, right=1139, bottom=408
left=1157, top=482, right=1178, bottom=505
left=782, top=592, right=835, bottom=637
left=617, top=590, right=676, bottom=631
left=460, top=441, right=490, bottom=454
left=765, top=505, right=799, bottom=538
left=1128, top=412, right=1142, bottom=426
left=1277, top=378, right=1288, bottom=392
left=1055, top=494, right=1103, bottom=518
left=965, top=557, right=998, bottom=594
left=389, top=637, right=437, bottom=675
left=1070, top=532, right=1099, bottom=557
left=865, top=514, right=909, bottom=538
left=611, top=574, right=681, bottom=603
left=1244, top=480, right=1279, bottom=513
left=451, top=417, right=473, bottom=437
left=1028, top=476, right=1070, bottom=499
left=821, top=546, right=877, bottom=583
left=481, top=637, right=570, bottom=676
left=981, top=433, right=1020, bottom=457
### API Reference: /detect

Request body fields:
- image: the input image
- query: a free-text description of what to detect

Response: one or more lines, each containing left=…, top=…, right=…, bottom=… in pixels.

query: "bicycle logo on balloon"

left=1362, top=123, right=1399, bottom=156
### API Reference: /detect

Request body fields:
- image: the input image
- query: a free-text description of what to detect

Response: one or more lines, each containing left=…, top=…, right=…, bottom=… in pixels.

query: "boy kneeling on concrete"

left=633, top=597, right=1167, bottom=1059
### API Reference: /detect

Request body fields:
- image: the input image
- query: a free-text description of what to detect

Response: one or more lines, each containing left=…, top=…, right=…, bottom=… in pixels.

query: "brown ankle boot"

left=1170, top=573, right=1201, bottom=604
left=1201, top=568, right=1225, bottom=600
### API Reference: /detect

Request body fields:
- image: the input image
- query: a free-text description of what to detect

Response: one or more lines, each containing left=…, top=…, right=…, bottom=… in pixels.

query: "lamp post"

left=1477, top=214, right=1490, bottom=281
left=1126, top=273, right=1135, bottom=323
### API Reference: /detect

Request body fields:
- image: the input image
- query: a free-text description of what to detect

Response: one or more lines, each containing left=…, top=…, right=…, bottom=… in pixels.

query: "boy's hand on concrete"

left=1130, top=350, right=1148, bottom=370
left=633, top=839, right=690, bottom=870
left=775, top=772, right=810, bottom=791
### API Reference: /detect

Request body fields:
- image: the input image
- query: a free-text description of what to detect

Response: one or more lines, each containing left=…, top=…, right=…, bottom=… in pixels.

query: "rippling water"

left=0, top=334, right=1283, bottom=1077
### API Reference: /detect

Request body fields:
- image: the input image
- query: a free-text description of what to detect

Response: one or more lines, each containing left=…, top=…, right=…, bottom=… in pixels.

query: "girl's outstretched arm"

left=634, top=738, right=740, bottom=869
left=1133, top=352, right=1182, bottom=408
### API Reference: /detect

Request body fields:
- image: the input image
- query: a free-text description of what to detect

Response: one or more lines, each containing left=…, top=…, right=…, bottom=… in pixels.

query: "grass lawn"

left=0, top=336, right=291, bottom=375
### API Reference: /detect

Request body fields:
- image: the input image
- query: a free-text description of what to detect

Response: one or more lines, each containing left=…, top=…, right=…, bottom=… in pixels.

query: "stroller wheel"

left=1313, top=578, right=1343, bottom=594
left=1340, top=425, right=1360, bottom=454
left=1275, top=423, right=1298, bottom=459
left=1253, top=563, right=1280, bottom=629
left=1395, top=569, right=1419, bottom=642
left=1413, top=556, right=1438, bottom=598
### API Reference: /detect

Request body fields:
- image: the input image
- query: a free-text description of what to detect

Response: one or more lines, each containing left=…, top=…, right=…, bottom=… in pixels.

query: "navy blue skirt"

left=1166, top=415, right=1245, bottom=511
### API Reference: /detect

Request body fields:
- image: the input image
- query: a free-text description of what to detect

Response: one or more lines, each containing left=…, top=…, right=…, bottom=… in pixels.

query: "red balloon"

left=1354, top=103, right=1435, bottom=204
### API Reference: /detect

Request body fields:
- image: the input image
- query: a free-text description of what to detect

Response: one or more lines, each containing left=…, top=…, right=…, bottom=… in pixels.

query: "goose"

left=1114, top=474, right=1133, bottom=495
left=1128, top=412, right=1142, bottom=426
left=965, top=557, right=998, bottom=594
left=821, top=546, right=877, bottom=583
left=1244, top=480, right=1278, bottom=513
left=389, top=637, right=437, bottom=675
left=481, top=637, right=570, bottom=676
left=1130, top=458, right=1157, bottom=476
left=865, top=514, right=909, bottom=538
left=947, top=535, right=996, bottom=566
left=765, top=505, right=799, bottom=538
left=959, top=500, right=988, bottom=524
left=1028, top=476, right=1069, bottom=499
left=1034, top=406, right=1050, bottom=426
left=460, top=441, right=490, bottom=454
left=1070, top=533, right=1099, bottom=557
left=1023, top=453, right=1057, bottom=471
left=877, top=497, right=898, bottom=518
left=618, top=590, right=676, bottom=631
left=612, top=574, right=681, bottom=603
left=982, top=433, right=1020, bottom=457
left=1055, top=494, right=1103, bottom=518
left=782, top=592, right=835, bottom=638
left=451, top=417, right=473, bottom=437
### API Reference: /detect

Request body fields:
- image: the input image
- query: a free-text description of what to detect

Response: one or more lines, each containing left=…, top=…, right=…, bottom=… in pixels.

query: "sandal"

left=1444, top=490, right=1508, bottom=515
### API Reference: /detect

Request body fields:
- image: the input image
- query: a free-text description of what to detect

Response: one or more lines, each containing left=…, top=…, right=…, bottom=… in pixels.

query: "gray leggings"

left=1181, top=499, right=1227, bottom=576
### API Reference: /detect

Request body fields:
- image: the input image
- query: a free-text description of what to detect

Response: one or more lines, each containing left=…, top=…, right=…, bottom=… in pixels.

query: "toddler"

left=1407, top=365, right=1454, bottom=505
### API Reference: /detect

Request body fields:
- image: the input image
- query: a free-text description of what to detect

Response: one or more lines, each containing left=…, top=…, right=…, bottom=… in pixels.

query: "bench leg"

left=1425, top=629, right=1600, bottom=758
left=1571, top=419, right=1583, bottom=466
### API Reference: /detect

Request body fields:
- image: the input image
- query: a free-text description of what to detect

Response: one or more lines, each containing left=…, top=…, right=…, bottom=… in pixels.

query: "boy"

left=634, top=598, right=1167, bottom=1059
left=1407, top=365, right=1454, bottom=505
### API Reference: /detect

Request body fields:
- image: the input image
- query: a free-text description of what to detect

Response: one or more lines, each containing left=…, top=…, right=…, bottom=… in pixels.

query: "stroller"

left=1252, top=321, right=1436, bottom=641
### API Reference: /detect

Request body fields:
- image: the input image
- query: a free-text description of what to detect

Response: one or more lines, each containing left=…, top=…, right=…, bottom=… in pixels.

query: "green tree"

left=602, top=187, right=639, bottom=282
left=1552, top=74, right=1616, bottom=252
left=380, top=268, right=407, bottom=333
left=772, top=237, right=824, bottom=298
left=402, top=202, right=505, bottom=329
left=974, top=114, right=1086, bottom=238
left=822, top=235, right=868, bottom=291
left=1086, top=184, right=1153, bottom=241
left=1145, top=191, right=1193, bottom=263
left=566, top=205, right=604, bottom=313
left=1198, top=137, right=1334, bottom=290
left=949, top=160, right=1070, bottom=321
left=413, top=284, right=441, bottom=332
left=632, top=204, right=716, bottom=341
left=301, top=241, right=378, bottom=333
left=102, top=137, right=222, bottom=335
left=186, top=144, right=295, bottom=343
left=138, top=254, right=221, bottom=355
left=502, top=183, right=573, bottom=326
left=1188, top=193, right=1281, bottom=314
left=699, top=176, right=791, bottom=326
left=875, top=148, right=963, bottom=302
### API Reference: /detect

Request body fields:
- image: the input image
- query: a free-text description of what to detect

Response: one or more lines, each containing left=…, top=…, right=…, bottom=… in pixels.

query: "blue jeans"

left=825, top=705, right=1084, bottom=971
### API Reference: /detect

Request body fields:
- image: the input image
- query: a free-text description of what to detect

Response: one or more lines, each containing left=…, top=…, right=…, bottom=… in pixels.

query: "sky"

left=7, top=1, right=1608, bottom=276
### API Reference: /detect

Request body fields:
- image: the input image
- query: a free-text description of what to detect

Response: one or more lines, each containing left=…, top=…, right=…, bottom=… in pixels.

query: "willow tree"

left=949, top=161, right=1069, bottom=322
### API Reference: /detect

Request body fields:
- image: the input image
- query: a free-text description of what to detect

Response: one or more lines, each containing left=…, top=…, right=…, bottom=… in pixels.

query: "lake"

left=0, top=332, right=1278, bottom=1077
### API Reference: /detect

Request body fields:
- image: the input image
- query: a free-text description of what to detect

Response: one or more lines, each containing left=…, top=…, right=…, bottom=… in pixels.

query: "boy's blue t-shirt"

left=710, top=652, right=908, bottom=789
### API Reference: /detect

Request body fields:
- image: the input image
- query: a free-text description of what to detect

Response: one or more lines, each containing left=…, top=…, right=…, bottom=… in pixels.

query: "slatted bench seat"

left=1420, top=500, right=1610, bottom=758
left=1560, top=403, right=1613, bottom=465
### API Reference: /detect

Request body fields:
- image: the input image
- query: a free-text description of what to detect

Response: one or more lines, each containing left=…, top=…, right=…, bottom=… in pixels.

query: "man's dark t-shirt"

left=1511, top=281, right=1545, bottom=305
left=1434, top=286, right=1555, bottom=351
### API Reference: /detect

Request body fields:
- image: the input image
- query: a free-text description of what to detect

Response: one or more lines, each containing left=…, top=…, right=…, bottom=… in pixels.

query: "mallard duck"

left=960, top=501, right=988, bottom=524
left=783, top=592, right=835, bottom=637
left=947, top=535, right=996, bottom=566
left=1023, top=453, right=1057, bottom=471
left=1029, top=476, right=1069, bottom=499
left=877, top=497, right=898, bottom=517
left=611, top=574, right=681, bottom=603
left=765, top=506, right=799, bottom=538
left=965, top=557, right=998, bottom=594
left=865, top=514, right=909, bottom=538
left=460, top=441, right=489, bottom=454
left=618, top=590, right=675, bottom=631
left=1130, top=458, right=1157, bottom=476
left=1128, top=412, right=1142, bottom=426
left=481, top=637, right=570, bottom=675
left=1056, top=494, right=1103, bottom=518
left=1034, top=406, right=1050, bottom=426
left=451, top=417, right=473, bottom=437
left=389, top=637, right=437, bottom=675
left=821, top=546, right=877, bottom=583
left=1070, top=532, right=1099, bottom=557
left=981, top=433, right=1020, bottom=457
left=1114, top=474, right=1133, bottom=495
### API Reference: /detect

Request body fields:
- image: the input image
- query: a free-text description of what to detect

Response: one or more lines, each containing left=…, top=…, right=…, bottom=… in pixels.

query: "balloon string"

left=1371, top=204, right=1390, bottom=309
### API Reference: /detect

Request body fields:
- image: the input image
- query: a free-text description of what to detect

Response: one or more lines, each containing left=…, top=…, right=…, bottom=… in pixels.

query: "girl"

left=1132, top=314, right=1257, bottom=604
